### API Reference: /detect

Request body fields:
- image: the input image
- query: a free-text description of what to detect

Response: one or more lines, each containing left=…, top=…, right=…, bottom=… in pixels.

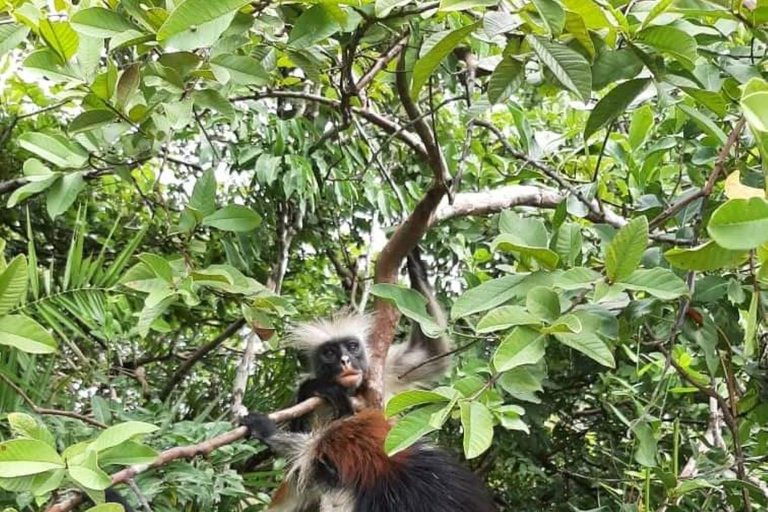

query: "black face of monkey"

left=311, top=337, right=368, bottom=389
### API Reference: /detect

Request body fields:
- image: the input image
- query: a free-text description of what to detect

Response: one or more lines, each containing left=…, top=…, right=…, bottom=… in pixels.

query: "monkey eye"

left=347, top=341, right=359, bottom=352
left=322, top=348, right=335, bottom=358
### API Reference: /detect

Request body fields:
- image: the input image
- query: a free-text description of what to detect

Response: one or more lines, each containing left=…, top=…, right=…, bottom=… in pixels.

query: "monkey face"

left=311, top=337, right=368, bottom=390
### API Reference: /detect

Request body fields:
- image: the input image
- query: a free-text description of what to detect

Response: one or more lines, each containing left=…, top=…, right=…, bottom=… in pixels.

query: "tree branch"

left=45, top=397, right=339, bottom=512
left=159, top=319, right=246, bottom=401
left=0, top=373, right=106, bottom=429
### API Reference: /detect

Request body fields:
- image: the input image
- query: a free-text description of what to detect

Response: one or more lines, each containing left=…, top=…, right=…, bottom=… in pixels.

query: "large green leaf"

left=385, top=390, right=451, bottom=417
left=0, top=255, right=27, bottom=316
left=638, top=25, right=697, bottom=69
left=528, top=35, right=592, bottom=101
left=0, top=23, right=30, bottom=56
left=526, top=287, right=560, bottom=322
left=553, top=319, right=614, bottom=367
left=493, top=327, right=547, bottom=372
left=71, top=8, right=140, bottom=38
left=708, top=198, right=768, bottom=250
left=532, top=0, right=565, bottom=36
left=665, top=241, right=747, bottom=271
left=18, top=133, right=88, bottom=169
left=498, top=367, right=543, bottom=403
left=492, top=234, right=560, bottom=270
left=605, top=216, right=648, bottom=283
left=8, top=414, right=56, bottom=448
left=375, top=0, right=411, bottom=17
left=370, top=284, right=443, bottom=337
left=39, top=20, right=79, bottom=63
left=677, top=104, right=727, bottom=144
left=287, top=5, right=341, bottom=49
left=460, top=402, right=494, bottom=459
left=487, top=56, right=523, bottom=104
left=476, top=305, right=540, bottom=333
left=617, top=268, right=689, bottom=300
left=591, top=49, right=644, bottom=90
left=0, top=440, right=64, bottom=477
left=192, top=89, right=235, bottom=120
left=210, top=55, right=270, bottom=85
left=451, top=274, right=528, bottom=319
left=98, top=441, right=158, bottom=467
left=0, top=315, right=57, bottom=354
left=584, top=78, right=651, bottom=140
left=440, top=0, right=498, bottom=11
left=91, top=422, right=159, bottom=452
left=411, top=23, right=480, bottom=98
left=69, top=110, right=117, bottom=134
left=202, top=205, right=262, bottom=232
left=46, top=173, right=86, bottom=219
left=157, top=0, right=249, bottom=41
left=385, top=404, right=443, bottom=455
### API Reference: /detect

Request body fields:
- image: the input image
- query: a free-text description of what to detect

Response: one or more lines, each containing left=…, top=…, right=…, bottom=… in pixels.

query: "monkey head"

left=290, top=314, right=371, bottom=391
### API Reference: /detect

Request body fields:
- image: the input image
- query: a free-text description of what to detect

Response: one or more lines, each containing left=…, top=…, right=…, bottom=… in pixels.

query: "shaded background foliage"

left=0, top=0, right=767, bottom=511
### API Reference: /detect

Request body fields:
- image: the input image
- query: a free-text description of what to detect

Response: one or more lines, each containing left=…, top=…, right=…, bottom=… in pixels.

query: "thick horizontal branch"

left=46, top=396, right=337, bottom=512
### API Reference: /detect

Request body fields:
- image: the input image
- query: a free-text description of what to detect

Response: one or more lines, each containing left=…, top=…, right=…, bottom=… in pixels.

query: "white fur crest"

left=288, top=313, right=372, bottom=352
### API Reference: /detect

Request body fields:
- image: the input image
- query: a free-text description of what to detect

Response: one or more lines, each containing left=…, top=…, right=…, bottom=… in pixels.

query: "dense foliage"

left=1, top=0, right=767, bottom=511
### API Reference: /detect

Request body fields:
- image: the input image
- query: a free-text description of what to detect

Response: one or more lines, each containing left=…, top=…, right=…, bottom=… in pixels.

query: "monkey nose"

left=341, top=355, right=351, bottom=366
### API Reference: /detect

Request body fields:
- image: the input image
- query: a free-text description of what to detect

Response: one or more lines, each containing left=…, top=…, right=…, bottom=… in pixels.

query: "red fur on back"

left=315, top=409, right=407, bottom=488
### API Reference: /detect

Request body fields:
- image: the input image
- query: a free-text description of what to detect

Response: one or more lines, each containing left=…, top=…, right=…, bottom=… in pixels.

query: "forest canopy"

left=0, top=0, right=767, bottom=511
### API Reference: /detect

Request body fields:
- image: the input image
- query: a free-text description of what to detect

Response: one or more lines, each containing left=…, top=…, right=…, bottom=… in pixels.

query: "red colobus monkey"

left=242, top=409, right=497, bottom=512
left=247, top=250, right=453, bottom=511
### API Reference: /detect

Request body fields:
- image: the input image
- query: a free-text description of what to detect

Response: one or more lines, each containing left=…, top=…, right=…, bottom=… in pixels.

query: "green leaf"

left=639, top=0, right=674, bottom=29
left=202, top=205, right=262, bottom=232
left=210, top=54, right=270, bottom=85
left=0, top=315, right=57, bottom=354
left=375, top=0, right=411, bottom=17
left=385, top=404, right=443, bottom=455
left=493, top=327, right=547, bottom=372
left=591, top=49, right=644, bottom=90
left=554, top=222, right=582, bottom=266
left=665, top=241, right=747, bottom=271
left=67, top=464, right=111, bottom=490
left=18, top=133, right=88, bottom=168
left=0, top=440, right=64, bottom=477
left=192, top=88, right=235, bottom=120
left=498, top=367, right=543, bottom=403
left=39, top=20, right=79, bottom=63
left=385, top=390, right=450, bottom=417
left=439, top=0, right=498, bottom=11
left=617, top=268, right=689, bottom=300
left=0, top=255, right=27, bottom=316
left=476, top=305, right=540, bottom=333
left=487, top=56, right=523, bottom=104
left=707, top=198, right=768, bottom=250
left=460, top=402, right=494, bottom=459
left=287, top=5, right=341, bottom=49
left=526, top=287, right=560, bottom=322
left=157, top=0, right=249, bottom=41
left=541, top=313, right=582, bottom=334
left=69, top=110, right=117, bottom=134
left=98, top=441, right=158, bottom=466
left=554, top=325, right=614, bottom=367
left=370, top=284, right=444, bottom=337
left=492, top=234, right=560, bottom=270
left=0, top=24, right=30, bottom=56
left=46, top=173, right=85, bottom=219
left=84, top=505, right=124, bottom=512
left=628, top=104, right=654, bottom=150
left=584, top=78, right=651, bottom=141
left=71, top=8, right=140, bottom=38
left=633, top=422, right=658, bottom=467
left=189, top=169, right=217, bottom=216
left=7, top=414, right=55, bottom=448
left=532, top=0, right=565, bottom=36
left=528, top=35, right=591, bottom=101
left=605, top=216, right=648, bottom=283
left=564, top=11, right=595, bottom=57
left=451, top=274, right=528, bottom=319
left=555, top=267, right=601, bottom=290
left=411, top=23, right=480, bottom=98
left=138, top=295, right=175, bottom=338
left=91, top=422, right=159, bottom=453
left=745, top=289, right=759, bottom=358
left=638, top=25, right=697, bottom=69
left=681, top=87, right=727, bottom=118
left=677, top=104, right=727, bottom=144
left=138, top=254, right=174, bottom=282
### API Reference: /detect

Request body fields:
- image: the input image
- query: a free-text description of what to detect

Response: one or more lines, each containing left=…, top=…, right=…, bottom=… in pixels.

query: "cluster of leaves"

left=0, top=0, right=767, bottom=511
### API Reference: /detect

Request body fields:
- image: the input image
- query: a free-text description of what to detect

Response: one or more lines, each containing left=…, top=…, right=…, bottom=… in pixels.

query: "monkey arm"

left=242, top=413, right=311, bottom=457
left=290, top=378, right=355, bottom=431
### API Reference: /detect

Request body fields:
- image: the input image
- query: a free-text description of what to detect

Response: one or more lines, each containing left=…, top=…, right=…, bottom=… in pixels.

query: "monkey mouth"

left=336, top=369, right=363, bottom=388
